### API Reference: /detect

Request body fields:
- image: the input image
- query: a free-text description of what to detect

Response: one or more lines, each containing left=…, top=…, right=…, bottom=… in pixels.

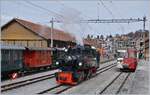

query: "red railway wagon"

left=117, top=48, right=138, bottom=72
left=24, top=47, right=52, bottom=69
left=123, top=48, right=138, bottom=71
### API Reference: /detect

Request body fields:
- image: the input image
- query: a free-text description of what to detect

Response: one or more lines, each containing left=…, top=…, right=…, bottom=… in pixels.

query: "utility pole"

left=143, top=16, right=146, bottom=31
left=50, top=18, right=54, bottom=48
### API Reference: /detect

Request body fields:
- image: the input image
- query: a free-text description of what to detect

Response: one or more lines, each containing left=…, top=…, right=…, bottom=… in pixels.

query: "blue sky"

left=1, top=0, right=150, bottom=37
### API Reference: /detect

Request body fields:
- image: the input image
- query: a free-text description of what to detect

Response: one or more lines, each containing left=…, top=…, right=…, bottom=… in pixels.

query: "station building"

left=1, top=18, right=76, bottom=48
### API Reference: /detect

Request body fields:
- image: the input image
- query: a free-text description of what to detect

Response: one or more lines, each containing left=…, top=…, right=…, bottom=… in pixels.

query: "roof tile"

left=14, top=18, right=76, bottom=42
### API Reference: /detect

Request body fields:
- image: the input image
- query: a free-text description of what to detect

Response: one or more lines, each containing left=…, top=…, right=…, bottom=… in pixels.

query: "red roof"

left=83, top=38, right=103, bottom=48
left=83, top=39, right=97, bottom=46
left=2, top=18, right=76, bottom=42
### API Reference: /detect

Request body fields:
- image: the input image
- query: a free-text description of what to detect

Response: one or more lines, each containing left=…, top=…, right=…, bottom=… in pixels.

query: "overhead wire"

left=97, top=1, right=112, bottom=36
left=109, top=0, right=144, bottom=33
left=97, top=2, right=108, bottom=37
left=24, top=0, right=96, bottom=45
left=2, top=1, right=55, bottom=25
left=99, top=0, right=114, bottom=18
left=24, top=0, right=64, bottom=20
left=99, top=0, right=125, bottom=35
left=97, top=2, right=100, bottom=20
left=23, top=0, right=69, bottom=47
left=55, top=0, right=96, bottom=38
left=109, top=0, right=130, bottom=34
left=14, top=1, right=52, bottom=23
left=109, top=1, right=123, bottom=18
left=24, top=0, right=94, bottom=33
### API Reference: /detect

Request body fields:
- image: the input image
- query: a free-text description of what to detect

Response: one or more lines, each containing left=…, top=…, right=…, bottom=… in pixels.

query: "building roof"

left=83, top=39, right=92, bottom=45
left=2, top=18, right=76, bottom=42
left=83, top=38, right=102, bottom=48
left=1, top=43, right=25, bottom=50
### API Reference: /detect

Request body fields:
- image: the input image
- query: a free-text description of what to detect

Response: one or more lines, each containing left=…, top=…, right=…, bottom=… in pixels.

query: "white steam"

left=58, top=7, right=88, bottom=46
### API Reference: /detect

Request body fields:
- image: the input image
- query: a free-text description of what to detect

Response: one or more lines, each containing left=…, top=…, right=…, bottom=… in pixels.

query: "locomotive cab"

left=116, top=50, right=127, bottom=69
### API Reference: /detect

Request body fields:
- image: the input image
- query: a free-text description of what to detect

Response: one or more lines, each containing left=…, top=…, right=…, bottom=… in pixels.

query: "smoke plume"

left=58, top=7, right=87, bottom=46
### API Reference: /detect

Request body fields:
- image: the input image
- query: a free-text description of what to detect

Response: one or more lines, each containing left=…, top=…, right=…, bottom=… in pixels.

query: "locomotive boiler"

left=55, top=45, right=100, bottom=85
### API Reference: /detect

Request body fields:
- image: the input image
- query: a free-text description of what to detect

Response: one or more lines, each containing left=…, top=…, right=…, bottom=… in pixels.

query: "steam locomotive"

left=55, top=45, right=100, bottom=85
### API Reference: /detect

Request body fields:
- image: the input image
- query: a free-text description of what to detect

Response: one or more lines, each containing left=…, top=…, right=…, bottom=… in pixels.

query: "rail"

left=99, top=72, right=131, bottom=94
left=1, top=74, right=55, bottom=92
left=1, top=59, right=116, bottom=93
left=37, top=62, right=117, bottom=94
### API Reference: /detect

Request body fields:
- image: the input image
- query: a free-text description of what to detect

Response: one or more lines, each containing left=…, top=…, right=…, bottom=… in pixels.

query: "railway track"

left=97, top=62, right=116, bottom=74
left=37, top=84, right=73, bottom=94
left=37, top=63, right=117, bottom=94
left=1, top=68, right=56, bottom=82
left=99, top=72, right=131, bottom=94
left=1, top=61, right=116, bottom=93
left=1, top=73, right=55, bottom=92
left=116, top=73, right=131, bottom=94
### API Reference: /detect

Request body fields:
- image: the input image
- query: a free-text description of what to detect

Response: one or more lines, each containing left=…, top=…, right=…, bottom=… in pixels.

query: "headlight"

left=64, top=49, right=68, bottom=52
left=117, top=60, right=123, bottom=63
left=68, top=56, right=72, bottom=60
left=56, top=62, right=59, bottom=65
left=78, top=62, right=82, bottom=66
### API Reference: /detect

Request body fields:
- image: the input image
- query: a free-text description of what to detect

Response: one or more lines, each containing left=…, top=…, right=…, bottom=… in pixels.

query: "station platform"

left=129, top=59, right=149, bottom=94
left=120, top=59, right=149, bottom=94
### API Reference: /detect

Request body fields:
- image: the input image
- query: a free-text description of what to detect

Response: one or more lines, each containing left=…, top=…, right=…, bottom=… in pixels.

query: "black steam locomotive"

left=55, top=45, right=100, bottom=85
